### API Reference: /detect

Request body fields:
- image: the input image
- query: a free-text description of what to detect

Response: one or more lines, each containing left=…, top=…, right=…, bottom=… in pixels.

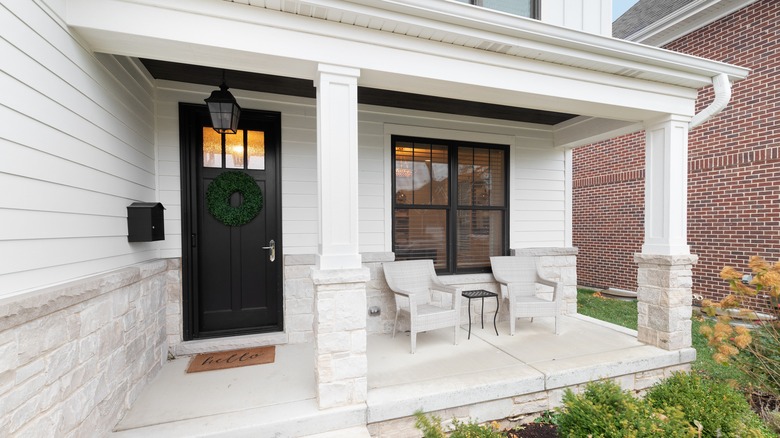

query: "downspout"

left=689, top=73, right=731, bottom=129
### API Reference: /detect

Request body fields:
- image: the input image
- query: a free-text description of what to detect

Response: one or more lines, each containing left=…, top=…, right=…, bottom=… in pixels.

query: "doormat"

left=186, top=346, right=275, bottom=373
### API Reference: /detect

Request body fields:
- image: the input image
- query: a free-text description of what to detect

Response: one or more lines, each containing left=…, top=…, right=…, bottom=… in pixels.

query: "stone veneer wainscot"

left=0, top=259, right=177, bottom=436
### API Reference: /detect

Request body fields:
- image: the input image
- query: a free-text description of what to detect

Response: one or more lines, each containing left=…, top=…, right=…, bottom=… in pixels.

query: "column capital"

left=316, top=63, right=360, bottom=82
left=643, top=113, right=692, bottom=130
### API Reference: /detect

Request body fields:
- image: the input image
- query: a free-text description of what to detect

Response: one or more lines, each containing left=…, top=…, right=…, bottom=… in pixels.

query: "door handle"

left=262, top=239, right=276, bottom=262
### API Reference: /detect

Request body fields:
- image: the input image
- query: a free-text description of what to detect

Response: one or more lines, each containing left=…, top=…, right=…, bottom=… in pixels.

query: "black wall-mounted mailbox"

left=127, top=202, right=165, bottom=242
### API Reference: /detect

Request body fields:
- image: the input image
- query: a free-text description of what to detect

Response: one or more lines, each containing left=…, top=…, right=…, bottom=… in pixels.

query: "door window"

left=202, top=128, right=265, bottom=170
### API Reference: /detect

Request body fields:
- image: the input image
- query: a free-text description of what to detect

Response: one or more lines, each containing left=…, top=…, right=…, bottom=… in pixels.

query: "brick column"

left=311, top=268, right=370, bottom=409
left=634, top=253, right=698, bottom=350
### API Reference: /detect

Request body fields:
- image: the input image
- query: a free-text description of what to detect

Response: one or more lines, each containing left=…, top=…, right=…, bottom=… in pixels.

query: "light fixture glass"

left=205, top=78, right=241, bottom=134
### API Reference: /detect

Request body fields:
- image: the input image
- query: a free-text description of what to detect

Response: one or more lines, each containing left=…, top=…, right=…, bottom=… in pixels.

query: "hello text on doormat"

left=186, top=346, right=276, bottom=373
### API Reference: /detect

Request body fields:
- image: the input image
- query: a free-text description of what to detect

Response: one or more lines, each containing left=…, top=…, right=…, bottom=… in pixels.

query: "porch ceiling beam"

left=553, top=116, right=644, bottom=149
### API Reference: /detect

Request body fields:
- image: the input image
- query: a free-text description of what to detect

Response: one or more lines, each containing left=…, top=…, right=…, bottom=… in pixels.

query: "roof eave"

left=338, top=0, right=750, bottom=83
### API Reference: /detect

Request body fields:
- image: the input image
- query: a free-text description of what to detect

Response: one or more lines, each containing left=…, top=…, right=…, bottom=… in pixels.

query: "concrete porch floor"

left=111, top=315, right=694, bottom=437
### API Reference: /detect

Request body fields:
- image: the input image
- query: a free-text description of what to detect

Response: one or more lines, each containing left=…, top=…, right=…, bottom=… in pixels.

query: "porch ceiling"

left=141, top=58, right=577, bottom=125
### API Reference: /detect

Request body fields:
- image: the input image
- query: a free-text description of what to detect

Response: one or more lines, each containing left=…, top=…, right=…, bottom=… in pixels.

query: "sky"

left=613, top=0, right=640, bottom=20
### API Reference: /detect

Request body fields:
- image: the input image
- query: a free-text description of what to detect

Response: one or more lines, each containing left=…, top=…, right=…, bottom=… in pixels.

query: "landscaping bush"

left=701, top=256, right=780, bottom=429
left=414, top=411, right=503, bottom=438
left=556, top=380, right=693, bottom=437
left=645, top=371, right=773, bottom=438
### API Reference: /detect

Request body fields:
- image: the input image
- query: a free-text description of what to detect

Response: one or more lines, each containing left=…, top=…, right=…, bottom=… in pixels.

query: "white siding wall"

left=511, top=145, right=567, bottom=247
left=542, top=0, right=612, bottom=36
left=0, top=1, right=157, bottom=298
left=155, top=87, right=566, bottom=257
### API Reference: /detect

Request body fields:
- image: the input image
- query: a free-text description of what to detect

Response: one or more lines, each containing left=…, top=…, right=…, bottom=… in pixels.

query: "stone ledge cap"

left=634, top=253, right=699, bottom=265
left=0, top=259, right=172, bottom=331
left=512, top=247, right=578, bottom=256
left=311, top=268, right=371, bottom=285
left=361, top=252, right=395, bottom=263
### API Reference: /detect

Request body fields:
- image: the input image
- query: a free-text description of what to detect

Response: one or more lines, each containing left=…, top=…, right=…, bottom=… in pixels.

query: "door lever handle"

left=262, top=239, right=276, bottom=262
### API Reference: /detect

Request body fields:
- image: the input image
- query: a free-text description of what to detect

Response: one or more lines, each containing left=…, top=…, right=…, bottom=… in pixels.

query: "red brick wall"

left=573, top=0, right=780, bottom=310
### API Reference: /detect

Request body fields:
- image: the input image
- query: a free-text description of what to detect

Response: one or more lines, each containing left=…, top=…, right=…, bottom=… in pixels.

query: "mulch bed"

left=503, top=423, right=559, bottom=438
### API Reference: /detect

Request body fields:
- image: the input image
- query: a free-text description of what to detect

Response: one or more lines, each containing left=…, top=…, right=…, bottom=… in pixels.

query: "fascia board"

left=79, top=0, right=749, bottom=86
left=625, top=0, right=758, bottom=46
left=333, top=0, right=750, bottom=82
left=66, top=0, right=699, bottom=118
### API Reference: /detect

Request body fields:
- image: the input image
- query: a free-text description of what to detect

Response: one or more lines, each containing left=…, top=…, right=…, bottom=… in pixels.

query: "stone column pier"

left=311, top=268, right=370, bottom=409
left=634, top=253, right=698, bottom=350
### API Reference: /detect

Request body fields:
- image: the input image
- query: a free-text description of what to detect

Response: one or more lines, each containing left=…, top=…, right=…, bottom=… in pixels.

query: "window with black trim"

left=392, top=136, right=509, bottom=274
left=453, top=0, right=539, bottom=19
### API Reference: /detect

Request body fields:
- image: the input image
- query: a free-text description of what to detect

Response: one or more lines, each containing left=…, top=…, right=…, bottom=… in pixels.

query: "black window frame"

left=461, top=0, right=540, bottom=19
left=391, top=135, right=510, bottom=275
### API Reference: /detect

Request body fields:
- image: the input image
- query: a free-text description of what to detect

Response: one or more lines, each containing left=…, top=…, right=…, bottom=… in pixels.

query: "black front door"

left=180, top=104, right=282, bottom=339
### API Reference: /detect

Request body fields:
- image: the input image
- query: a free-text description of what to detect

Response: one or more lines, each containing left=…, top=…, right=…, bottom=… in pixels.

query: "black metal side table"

left=462, top=289, right=499, bottom=339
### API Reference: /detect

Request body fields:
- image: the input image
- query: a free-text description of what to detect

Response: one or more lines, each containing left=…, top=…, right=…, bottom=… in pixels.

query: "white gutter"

left=690, top=73, right=731, bottom=129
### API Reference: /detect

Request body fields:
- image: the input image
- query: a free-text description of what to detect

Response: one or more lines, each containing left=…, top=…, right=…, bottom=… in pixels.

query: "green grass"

left=576, top=288, right=746, bottom=385
left=577, top=289, right=638, bottom=330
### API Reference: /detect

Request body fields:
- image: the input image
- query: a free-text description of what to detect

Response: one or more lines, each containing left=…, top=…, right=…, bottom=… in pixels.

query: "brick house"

left=574, top=0, right=779, bottom=311
left=0, top=0, right=751, bottom=435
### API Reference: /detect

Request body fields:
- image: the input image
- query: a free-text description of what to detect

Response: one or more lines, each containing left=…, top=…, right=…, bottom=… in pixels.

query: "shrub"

left=645, top=371, right=773, bottom=438
left=701, top=255, right=780, bottom=428
left=556, top=380, right=694, bottom=437
left=413, top=411, right=502, bottom=438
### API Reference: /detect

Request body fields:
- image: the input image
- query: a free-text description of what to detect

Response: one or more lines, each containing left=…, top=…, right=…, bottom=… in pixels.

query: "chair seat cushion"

left=513, top=296, right=553, bottom=304
left=417, top=304, right=453, bottom=316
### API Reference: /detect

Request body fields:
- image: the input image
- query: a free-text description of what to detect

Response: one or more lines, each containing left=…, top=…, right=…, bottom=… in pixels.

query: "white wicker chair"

left=383, top=260, right=461, bottom=353
left=490, top=256, right=562, bottom=336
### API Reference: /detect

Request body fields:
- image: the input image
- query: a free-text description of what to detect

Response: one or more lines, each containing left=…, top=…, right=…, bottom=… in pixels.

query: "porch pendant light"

left=205, top=73, right=241, bottom=134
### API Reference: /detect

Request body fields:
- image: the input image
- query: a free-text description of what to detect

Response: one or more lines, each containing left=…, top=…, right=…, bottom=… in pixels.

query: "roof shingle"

left=613, top=0, right=696, bottom=39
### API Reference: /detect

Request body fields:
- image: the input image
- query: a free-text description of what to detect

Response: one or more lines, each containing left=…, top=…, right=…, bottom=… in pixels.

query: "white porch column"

left=312, top=64, right=369, bottom=409
left=636, top=115, right=697, bottom=351
left=642, top=115, right=690, bottom=256
left=315, top=64, right=362, bottom=270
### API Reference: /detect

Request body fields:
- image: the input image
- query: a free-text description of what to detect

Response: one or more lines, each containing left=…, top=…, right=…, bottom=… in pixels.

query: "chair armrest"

left=431, top=285, right=459, bottom=296
left=431, top=285, right=461, bottom=310
left=391, top=288, right=413, bottom=297
left=536, top=276, right=561, bottom=301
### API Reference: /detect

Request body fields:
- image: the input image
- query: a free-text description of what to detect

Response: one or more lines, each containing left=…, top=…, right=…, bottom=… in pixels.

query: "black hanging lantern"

left=205, top=75, right=241, bottom=134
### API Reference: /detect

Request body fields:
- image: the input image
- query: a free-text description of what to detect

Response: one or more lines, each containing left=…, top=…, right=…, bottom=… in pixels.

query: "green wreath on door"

left=206, top=171, right=263, bottom=227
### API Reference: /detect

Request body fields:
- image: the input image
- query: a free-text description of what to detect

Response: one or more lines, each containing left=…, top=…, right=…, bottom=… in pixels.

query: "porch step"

left=301, top=426, right=372, bottom=437
left=110, top=399, right=367, bottom=438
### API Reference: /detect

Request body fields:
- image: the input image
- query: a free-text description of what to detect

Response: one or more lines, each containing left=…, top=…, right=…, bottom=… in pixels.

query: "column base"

left=634, top=253, right=698, bottom=351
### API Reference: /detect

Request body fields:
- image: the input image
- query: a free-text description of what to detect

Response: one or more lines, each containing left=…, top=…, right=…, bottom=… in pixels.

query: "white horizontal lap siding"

left=0, top=2, right=156, bottom=298
left=510, top=145, right=566, bottom=248
left=358, top=118, right=385, bottom=253
left=280, top=105, right=318, bottom=255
